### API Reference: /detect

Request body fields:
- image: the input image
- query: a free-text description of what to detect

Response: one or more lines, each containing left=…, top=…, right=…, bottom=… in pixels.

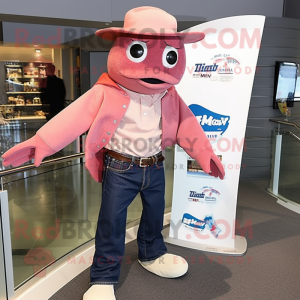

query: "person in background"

left=41, top=64, right=66, bottom=121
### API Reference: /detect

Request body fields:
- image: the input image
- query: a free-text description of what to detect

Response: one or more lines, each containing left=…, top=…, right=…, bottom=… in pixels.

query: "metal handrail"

left=279, top=130, right=300, bottom=143
left=0, top=152, right=85, bottom=190
left=269, top=118, right=300, bottom=132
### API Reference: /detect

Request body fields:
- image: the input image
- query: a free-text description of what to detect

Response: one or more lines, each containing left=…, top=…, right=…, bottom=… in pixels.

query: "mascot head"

left=96, top=6, right=205, bottom=94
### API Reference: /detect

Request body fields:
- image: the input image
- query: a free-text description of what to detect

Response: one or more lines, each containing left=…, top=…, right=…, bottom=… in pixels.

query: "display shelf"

left=0, top=104, right=42, bottom=107
left=4, top=116, right=46, bottom=121
left=3, top=62, right=48, bottom=120
left=5, top=63, right=48, bottom=85
left=5, top=65, right=22, bottom=67
left=6, top=77, right=45, bottom=80
left=6, top=92, right=41, bottom=94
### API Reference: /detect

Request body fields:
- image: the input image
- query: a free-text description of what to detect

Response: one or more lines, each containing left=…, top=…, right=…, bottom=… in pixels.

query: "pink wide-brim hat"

left=96, top=6, right=205, bottom=44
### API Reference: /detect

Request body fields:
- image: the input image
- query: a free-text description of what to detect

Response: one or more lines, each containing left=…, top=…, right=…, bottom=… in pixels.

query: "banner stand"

left=165, top=16, right=265, bottom=256
left=163, top=227, right=247, bottom=256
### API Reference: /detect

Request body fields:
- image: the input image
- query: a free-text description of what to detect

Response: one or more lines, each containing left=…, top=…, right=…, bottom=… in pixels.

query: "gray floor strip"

left=49, top=181, right=300, bottom=300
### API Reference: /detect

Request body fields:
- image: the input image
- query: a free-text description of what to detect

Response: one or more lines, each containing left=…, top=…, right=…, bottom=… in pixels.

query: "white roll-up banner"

left=168, top=16, right=265, bottom=252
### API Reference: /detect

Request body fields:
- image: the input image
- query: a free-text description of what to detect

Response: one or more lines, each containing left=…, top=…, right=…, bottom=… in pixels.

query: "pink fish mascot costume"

left=2, top=6, right=225, bottom=300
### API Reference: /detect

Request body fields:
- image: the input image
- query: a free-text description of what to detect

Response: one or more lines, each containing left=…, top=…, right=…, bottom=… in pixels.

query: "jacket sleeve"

left=37, top=85, right=104, bottom=152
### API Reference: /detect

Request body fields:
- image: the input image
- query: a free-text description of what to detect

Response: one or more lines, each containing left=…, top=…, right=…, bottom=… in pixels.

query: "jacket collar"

left=94, top=73, right=122, bottom=90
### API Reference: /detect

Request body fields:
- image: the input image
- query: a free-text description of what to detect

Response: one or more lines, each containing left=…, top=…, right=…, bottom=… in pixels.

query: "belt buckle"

left=139, top=157, right=148, bottom=168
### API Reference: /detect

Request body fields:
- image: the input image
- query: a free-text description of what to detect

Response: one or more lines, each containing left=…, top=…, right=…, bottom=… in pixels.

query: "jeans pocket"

left=156, top=161, right=164, bottom=169
left=106, top=156, right=132, bottom=173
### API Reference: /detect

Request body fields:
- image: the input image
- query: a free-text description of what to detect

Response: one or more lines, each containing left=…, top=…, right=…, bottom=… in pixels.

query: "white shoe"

left=83, top=285, right=116, bottom=300
left=138, top=253, right=188, bottom=278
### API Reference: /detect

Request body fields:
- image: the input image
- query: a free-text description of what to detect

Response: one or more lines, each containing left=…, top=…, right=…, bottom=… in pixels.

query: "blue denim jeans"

left=90, top=152, right=167, bottom=285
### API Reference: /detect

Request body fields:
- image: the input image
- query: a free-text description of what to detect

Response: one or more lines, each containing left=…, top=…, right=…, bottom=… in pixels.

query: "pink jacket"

left=24, top=73, right=214, bottom=182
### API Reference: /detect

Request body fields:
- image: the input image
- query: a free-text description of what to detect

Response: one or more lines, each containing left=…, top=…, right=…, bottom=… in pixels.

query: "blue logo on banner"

left=188, top=104, right=230, bottom=142
left=182, top=213, right=221, bottom=238
left=189, top=191, right=205, bottom=198
left=182, top=213, right=213, bottom=230
left=194, top=63, right=219, bottom=73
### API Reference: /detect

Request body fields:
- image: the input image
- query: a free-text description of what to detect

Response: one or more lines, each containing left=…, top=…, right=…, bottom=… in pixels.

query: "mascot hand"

left=2, top=135, right=55, bottom=167
left=194, top=151, right=225, bottom=180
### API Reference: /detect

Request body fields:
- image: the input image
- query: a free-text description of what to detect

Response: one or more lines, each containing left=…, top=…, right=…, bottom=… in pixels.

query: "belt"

left=106, top=149, right=165, bottom=167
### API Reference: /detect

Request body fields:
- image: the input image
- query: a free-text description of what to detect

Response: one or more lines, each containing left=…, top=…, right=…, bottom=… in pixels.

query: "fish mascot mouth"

left=140, top=78, right=166, bottom=84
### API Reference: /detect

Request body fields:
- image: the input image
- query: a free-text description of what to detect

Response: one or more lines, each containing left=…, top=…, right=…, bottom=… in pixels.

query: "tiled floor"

left=2, top=146, right=175, bottom=288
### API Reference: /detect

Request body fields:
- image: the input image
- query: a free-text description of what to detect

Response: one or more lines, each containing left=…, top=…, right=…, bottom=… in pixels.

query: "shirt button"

left=123, top=105, right=126, bottom=108
left=124, top=93, right=127, bottom=96
left=102, top=139, right=106, bottom=142
left=113, top=120, right=117, bottom=123
left=143, top=112, right=147, bottom=116
left=97, top=145, right=100, bottom=148
left=107, top=132, right=111, bottom=135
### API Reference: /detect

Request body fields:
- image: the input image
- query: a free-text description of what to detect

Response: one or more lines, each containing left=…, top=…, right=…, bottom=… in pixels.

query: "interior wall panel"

left=241, top=17, right=300, bottom=180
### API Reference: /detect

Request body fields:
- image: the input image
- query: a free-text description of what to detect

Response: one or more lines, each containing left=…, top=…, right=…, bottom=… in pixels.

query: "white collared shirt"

left=105, top=85, right=166, bottom=157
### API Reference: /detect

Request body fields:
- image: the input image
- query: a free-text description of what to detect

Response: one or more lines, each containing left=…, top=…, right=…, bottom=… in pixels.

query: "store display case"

left=2, top=62, right=50, bottom=121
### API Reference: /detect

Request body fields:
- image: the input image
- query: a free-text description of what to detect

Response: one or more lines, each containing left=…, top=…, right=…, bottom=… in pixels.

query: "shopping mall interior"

left=0, top=1, right=300, bottom=300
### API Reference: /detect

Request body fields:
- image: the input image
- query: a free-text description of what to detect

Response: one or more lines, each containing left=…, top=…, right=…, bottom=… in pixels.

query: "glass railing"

left=269, top=118, right=300, bottom=207
left=0, top=210, right=8, bottom=300
left=0, top=147, right=174, bottom=290
left=0, top=123, right=81, bottom=172
left=0, top=121, right=44, bottom=172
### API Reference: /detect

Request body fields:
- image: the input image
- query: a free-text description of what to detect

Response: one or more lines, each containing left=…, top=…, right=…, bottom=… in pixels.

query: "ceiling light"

left=35, top=49, right=41, bottom=53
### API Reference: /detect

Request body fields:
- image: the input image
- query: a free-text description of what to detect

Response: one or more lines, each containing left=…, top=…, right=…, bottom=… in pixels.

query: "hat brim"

left=95, top=28, right=205, bottom=44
